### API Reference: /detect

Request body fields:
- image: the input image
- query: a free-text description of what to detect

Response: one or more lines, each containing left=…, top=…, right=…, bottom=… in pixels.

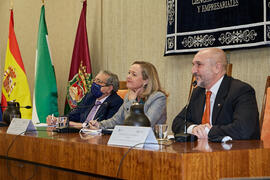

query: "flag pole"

left=10, top=0, right=13, bottom=10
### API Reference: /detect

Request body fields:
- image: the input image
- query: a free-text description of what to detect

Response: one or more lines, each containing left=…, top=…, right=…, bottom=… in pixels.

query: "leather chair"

left=260, top=76, right=270, bottom=147
left=117, top=81, right=128, bottom=99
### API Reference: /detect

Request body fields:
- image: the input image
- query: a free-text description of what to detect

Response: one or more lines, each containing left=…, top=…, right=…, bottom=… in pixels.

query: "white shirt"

left=208, top=76, right=224, bottom=124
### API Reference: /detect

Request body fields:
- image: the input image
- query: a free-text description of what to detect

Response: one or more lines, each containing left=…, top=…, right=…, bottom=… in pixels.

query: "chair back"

left=119, top=81, right=127, bottom=89
left=117, top=81, right=128, bottom=99
left=226, top=63, right=232, bottom=77
left=260, top=76, right=270, bottom=138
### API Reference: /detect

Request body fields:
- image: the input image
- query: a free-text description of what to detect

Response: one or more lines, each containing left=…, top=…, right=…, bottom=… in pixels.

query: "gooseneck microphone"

left=0, top=105, right=32, bottom=109
left=69, top=102, right=109, bottom=112
left=174, top=80, right=198, bottom=142
left=21, top=106, right=32, bottom=109
left=75, top=102, right=108, bottom=109
left=69, top=102, right=108, bottom=120
left=184, top=80, right=197, bottom=133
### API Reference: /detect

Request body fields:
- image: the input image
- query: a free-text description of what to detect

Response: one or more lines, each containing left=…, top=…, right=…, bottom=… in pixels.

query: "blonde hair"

left=132, top=61, right=168, bottom=100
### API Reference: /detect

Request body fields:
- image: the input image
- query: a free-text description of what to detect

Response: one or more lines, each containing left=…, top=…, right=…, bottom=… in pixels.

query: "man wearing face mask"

left=46, top=70, right=123, bottom=128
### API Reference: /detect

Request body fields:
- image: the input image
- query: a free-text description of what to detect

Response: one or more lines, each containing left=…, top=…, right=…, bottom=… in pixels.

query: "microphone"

left=21, top=106, right=32, bottom=109
left=67, top=103, right=95, bottom=114
left=0, top=105, right=32, bottom=109
left=74, top=105, right=92, bottom=109
left=174, top=80, right=198, bottom=142
left=76, top=102, right=108, bottom=109
left=192, top=80, right=197, bottom=88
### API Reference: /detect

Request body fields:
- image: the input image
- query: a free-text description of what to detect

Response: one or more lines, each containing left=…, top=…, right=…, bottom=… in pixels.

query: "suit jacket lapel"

left=192, top=87, right=206, bottom=124
left=212, top=75, right=231, bottom=124
left=94, top=103, right=105, bottom=120
left=93, top=96, right=111, bottom=120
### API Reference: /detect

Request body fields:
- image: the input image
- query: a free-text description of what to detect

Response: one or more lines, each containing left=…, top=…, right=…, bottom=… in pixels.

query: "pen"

left=91, top=119, right=100, bottom=129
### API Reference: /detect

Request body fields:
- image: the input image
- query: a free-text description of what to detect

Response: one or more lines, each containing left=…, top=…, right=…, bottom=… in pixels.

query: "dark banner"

left=165, top=0, right=270, bottom=55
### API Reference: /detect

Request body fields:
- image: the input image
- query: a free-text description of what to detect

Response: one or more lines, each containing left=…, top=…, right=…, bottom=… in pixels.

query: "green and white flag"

left=32, top=5, right=59, bottom=124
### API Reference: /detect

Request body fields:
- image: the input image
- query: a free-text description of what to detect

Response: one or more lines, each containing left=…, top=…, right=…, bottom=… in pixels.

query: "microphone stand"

left=174, top=80, right=198, bottom=142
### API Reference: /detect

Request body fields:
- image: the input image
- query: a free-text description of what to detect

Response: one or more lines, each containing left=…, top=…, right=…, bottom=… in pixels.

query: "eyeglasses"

left=93, top=78, right=109, bottom=87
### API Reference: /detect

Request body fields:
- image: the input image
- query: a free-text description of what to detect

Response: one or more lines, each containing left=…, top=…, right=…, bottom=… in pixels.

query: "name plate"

left=7, top=118, right=36, bottom=135
left=108, top=125, right=158, bottom=148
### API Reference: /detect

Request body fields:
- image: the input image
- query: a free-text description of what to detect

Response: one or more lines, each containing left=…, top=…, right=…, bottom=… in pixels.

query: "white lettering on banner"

left=194, top=0, right=239, bottom=13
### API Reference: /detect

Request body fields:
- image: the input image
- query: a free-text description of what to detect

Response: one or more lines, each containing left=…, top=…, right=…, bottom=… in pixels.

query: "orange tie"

left=202, top=91, right=212, bottom=124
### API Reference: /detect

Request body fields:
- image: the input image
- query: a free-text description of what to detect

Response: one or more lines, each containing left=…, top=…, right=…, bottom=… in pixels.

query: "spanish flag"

left=1, top=10, right=32, bottom=119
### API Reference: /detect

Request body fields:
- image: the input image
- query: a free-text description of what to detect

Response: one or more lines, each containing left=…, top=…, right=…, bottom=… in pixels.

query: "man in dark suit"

left=47, top=70, right=123, bottom=127
left=172, top=48, right=260, bottom=141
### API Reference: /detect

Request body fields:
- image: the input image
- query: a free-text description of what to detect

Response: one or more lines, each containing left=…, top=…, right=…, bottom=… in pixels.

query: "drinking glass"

left=56, top=116, right=69, bottom=129
left=154, top=124, right=168, bottom=141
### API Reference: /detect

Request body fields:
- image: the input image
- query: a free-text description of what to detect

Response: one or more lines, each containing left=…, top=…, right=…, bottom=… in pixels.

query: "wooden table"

left=0, top=127, right=270, bottom=180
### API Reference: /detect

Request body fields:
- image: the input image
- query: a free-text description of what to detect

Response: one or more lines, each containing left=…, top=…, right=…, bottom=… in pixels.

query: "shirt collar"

left=96, top=95, right=109, bottom=104
left=207, top=75, right=224, bottom=96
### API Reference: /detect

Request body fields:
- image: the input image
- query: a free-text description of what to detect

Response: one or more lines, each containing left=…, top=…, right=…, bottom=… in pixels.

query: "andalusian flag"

left=64, top=1, right=92, bottom=114
left=1, top=10, right=32, bottom=119
left=32, top=5, right=59, bottom=123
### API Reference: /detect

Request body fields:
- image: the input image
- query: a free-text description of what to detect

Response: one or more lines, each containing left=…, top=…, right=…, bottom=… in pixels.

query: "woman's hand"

left=128, top=86, right=145, bottom=100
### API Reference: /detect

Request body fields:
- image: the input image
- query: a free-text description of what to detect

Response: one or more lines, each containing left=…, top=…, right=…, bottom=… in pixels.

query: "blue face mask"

left=91, top=82, right=103, bottom=98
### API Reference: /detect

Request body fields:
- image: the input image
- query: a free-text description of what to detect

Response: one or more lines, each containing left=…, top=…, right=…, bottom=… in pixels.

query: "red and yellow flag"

left=1, top=10, right=32, bottom=119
